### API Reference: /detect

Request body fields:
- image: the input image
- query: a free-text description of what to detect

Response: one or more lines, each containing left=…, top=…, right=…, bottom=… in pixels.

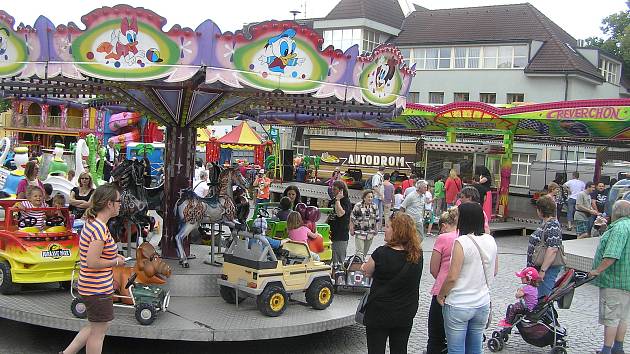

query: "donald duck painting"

left=258, top=28, right=304, bottom=74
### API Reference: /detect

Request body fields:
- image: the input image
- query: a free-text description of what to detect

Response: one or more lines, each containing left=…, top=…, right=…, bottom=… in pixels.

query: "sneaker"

left=498, top=318, right=512, bottom=327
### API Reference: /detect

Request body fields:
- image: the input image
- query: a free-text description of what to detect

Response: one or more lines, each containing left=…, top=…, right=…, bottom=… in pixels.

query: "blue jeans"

left=539, top=265, right=562, bottom=298
left=567, top=198, right=576, bottom=224
left=443, top=303, right=490, bottom=354
left=374, top=198, right=384, bottom=223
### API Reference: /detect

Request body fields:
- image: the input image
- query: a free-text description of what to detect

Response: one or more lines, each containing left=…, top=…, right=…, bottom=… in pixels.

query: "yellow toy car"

left=218, top=239, right=334, bottom=317
left=0, top=200, right=79, bottom=294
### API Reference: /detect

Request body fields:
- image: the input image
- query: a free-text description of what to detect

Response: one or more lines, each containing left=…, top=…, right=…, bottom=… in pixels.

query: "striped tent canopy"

left=217, top=122, right=263, bottom=149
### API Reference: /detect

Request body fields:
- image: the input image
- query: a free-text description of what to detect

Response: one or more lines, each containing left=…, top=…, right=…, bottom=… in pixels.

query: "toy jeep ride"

left=218, top=238, right=334, bottom=317
left=0, top=200, right=79, bottom=294
left=71, top=272, right=170, bottom=325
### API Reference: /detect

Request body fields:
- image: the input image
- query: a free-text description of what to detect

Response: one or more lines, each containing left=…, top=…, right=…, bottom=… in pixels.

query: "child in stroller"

left=487, top=268, right=593, bottom=353
left=498, top=266, right=541, bottom=327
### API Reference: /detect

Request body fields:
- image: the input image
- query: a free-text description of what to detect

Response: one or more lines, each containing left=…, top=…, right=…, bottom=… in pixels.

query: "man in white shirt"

left=193, top=171, right=210, bottom=198
left=371, top=166, right=385, bottom=224
left=564, top=172, right=585, bottom=230
left=400, top=179, right=427, bottom=239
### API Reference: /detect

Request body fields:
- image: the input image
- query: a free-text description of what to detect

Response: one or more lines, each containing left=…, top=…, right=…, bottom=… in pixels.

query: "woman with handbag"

left=527, top=196, right=565, bottom=297
left=360, top=212, right=423, bottom=354
left=438, top=203, right=498, bottom=354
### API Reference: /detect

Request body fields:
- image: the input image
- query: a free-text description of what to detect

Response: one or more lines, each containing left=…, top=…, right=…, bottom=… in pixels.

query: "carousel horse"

left=174, top=166, right=248, bottom=268
left=109, top=159, right=152, bottom=242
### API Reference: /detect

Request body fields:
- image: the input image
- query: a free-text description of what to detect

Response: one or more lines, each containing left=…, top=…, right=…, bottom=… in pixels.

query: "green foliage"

left=586, top=1, right=630, bottom=78
left=0, top=98, right=10, bottom=113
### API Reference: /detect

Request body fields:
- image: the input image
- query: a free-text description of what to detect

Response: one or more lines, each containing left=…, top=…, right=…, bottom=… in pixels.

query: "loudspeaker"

left=282, top=150, right=294, bottom=165
left=282, top=165, right=294, bottom=181
left=295, top=127, right=305, bottom=141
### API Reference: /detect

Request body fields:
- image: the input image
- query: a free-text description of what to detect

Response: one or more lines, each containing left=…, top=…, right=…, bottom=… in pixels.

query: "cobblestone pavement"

left=0, top=234, right=627, bottom=354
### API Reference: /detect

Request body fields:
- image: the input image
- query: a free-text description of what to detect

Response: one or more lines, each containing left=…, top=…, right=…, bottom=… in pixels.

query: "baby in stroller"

left=487, top=269, right=593, bottom=353
left=498, top=266, right=541, bottom=327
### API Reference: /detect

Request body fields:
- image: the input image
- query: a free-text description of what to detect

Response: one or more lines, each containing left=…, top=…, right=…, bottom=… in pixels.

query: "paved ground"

left=0, top=233, right=626, bottom=353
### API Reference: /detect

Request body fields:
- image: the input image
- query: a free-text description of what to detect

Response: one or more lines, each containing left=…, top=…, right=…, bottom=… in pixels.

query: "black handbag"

left=355, top=261, right=411, bottom=325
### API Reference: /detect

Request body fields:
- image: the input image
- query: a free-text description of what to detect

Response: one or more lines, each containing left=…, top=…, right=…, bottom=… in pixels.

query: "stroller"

left=487, top=269, right=594, bottom=354
left=332, top=254, right=372, bottom=293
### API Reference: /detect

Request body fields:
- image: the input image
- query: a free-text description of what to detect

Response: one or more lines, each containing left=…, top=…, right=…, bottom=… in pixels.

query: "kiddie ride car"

left=70, top=243, right=171, bottom=325
left=0, top=200, right=79, bottom=294
left=247, top=202, right=332, bottom=261
left=220, top=209, right=334, bottom=317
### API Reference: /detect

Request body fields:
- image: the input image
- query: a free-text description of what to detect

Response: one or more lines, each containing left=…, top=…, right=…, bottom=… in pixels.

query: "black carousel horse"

left=109, top=159, right=163, bottom=243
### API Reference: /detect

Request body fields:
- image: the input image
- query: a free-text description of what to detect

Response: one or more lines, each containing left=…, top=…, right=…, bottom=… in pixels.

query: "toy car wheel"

left=305, top=278, right=334, bottom=310
left=257, top=285, right=287, bottom=317
left=220, top=285, right=247, bottom=304
left=71, top=298, right=87, bottom=319
left=135, top=303, right=157, bottom=325
left=487, top=338, right=502, bottom=352
left=59, top=281, right=72, bottom=291
left=550, top=347, right=567, bottom=354
left=0, top=262, right=21, bottom=295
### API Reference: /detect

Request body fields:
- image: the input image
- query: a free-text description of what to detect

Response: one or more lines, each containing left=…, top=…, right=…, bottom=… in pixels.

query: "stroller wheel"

left=492, top=331, right=502, bottom=339
left=487, top=338, right=503, bottom=352
left=550, top=347, right=567, bottom=354
left=502, top=332, right=509, bottom=343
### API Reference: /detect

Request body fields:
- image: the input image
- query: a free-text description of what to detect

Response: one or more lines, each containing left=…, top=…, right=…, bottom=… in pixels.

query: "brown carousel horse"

left=174, top=166, right=248, bottom=268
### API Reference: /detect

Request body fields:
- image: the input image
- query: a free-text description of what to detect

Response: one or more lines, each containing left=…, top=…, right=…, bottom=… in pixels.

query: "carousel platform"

left=0, top=245, right=360, bottom=342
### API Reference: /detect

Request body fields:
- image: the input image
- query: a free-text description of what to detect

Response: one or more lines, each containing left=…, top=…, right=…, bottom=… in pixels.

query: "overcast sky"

left=0, top=0, right=626, bottom=40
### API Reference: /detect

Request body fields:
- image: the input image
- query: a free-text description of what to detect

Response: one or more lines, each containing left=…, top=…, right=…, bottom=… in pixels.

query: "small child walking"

left=499, top=266, right=541, bottom=327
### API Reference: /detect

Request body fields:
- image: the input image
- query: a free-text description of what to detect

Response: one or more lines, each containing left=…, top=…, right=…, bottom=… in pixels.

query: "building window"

left=362, top=29, right=379, bottom=53
left=511, top=153, right=535, bottom=187
left=479, top=93, right=496, bottom=104
left=407, top=92, right=420, bottom=103
left=483, top=46, right=498, bottom=69
left=323, top=28, right=362, bottom=51
left=599, top=58, right=620, bottom=84
left=507, top=93, right=525, bottom=103
left=408, top=44, right=527, bottom=70
left=454, top=92, right=469, bottom=102
left=429, top=92, right=444, bottom=104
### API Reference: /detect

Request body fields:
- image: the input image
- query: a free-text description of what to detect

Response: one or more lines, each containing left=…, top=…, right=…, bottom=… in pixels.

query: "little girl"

left=393, top=187, right=404, bottom=214
left=499, top=266, right=541, bottom=327
left=286, top=211, right=321, bottom=243
left=16, top=185, right=47, bottom=229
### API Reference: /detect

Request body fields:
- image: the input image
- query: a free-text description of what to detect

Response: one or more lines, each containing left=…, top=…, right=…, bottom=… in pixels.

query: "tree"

left=586, top=1, right=630, bottom=78
left=0, top=98, right=10, bottom=113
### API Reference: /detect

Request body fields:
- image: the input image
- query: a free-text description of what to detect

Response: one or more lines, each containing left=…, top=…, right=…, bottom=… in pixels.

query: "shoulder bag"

left=532, top=226, right=567, bottom=267
left=465, top=234, right=494, bottom=329
left=355, top=261, right=411, bottom=325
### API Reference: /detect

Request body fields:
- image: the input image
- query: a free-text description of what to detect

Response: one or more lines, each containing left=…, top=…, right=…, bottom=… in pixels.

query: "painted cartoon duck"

left=96, top=17, right=139, bottom=65
left=258, top=28, right=304, bottom=73
left=0, top=28, right=9, bottom=59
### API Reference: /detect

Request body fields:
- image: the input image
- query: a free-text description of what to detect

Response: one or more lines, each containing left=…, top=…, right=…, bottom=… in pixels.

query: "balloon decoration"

left=307, top=235, right=325, bottom=253
left=304, top=206, right=321, bottom=222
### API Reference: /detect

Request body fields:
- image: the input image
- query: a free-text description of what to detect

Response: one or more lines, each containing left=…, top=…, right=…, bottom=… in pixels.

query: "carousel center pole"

left=161, top=125, right=197, bottom=259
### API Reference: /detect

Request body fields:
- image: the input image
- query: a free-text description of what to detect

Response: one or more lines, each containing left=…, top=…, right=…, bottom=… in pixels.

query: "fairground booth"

left=204, top=121, right=269, bottom=167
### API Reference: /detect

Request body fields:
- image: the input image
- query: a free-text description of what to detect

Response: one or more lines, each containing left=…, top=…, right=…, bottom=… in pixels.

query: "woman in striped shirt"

left=61, top=184, right=124, bottom=354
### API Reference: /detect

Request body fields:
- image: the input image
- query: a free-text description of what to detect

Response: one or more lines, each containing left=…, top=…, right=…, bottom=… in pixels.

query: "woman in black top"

left=69, top=172, right=95, bottom=219
left=329, top=180, right=352, bottom=266
left=361, top=212, right=423, bottom=354
left=282, top=185, right=302, bottom=210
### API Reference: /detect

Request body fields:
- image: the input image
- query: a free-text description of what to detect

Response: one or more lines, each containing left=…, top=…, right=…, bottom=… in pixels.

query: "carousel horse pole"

left=174, top=167, right=247, bottom=268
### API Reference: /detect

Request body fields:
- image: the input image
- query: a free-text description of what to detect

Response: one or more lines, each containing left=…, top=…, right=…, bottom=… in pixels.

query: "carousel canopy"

left=217, top=122, right=263, bottom=146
